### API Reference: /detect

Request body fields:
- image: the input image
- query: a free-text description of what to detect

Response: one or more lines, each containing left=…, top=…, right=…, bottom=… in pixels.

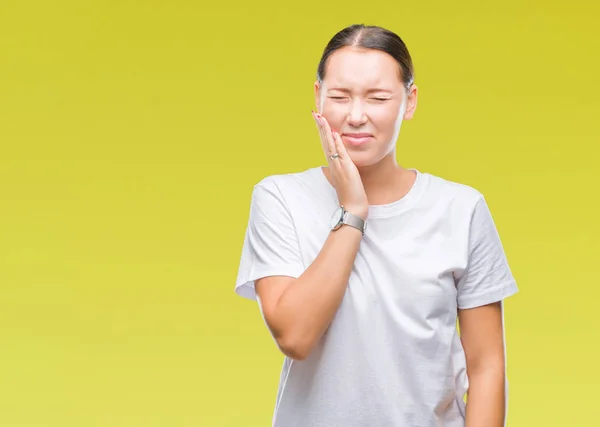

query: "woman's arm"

left=458, top=301, right=508, bottom=427
left=256, top=223, right=363, bottom=361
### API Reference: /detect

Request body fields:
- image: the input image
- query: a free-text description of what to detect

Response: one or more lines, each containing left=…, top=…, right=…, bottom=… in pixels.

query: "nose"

left=347, top=100, right=367, bottom=127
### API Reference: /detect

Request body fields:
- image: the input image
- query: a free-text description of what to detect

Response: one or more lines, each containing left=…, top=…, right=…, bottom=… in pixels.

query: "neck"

left=356, top=154, right=416, bottom=206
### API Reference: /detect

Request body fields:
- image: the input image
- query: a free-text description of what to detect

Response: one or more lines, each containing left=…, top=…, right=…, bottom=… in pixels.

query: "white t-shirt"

left=235, top=166, right=518, bottom=427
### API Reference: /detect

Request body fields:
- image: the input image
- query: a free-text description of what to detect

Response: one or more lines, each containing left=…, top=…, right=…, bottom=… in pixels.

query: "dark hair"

left=316, top=24, right=415, bottom=90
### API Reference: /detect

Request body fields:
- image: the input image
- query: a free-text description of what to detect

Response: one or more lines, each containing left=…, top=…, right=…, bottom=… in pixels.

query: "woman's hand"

left=312, top=111, right=369, bottom=220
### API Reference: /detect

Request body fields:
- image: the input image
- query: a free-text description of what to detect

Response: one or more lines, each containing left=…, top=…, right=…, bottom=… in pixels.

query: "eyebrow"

left=327, top=87, right=393, bottom=94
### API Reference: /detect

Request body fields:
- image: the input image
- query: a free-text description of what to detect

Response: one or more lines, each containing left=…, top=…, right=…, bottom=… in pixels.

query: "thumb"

left=333, top=131, right=351, bottom=162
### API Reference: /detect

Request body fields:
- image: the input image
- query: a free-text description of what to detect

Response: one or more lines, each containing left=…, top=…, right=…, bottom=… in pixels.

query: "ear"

left=402, top=84, right=418, bottom=120
left=314, top=80, right=322, bottom=113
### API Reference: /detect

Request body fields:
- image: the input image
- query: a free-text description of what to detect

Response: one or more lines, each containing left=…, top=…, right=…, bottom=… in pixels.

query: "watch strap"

left=342, top=210, right=366, bottom=235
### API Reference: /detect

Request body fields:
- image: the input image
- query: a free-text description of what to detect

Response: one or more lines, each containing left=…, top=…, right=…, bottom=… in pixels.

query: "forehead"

left=323, top=47, right=401, bottom=90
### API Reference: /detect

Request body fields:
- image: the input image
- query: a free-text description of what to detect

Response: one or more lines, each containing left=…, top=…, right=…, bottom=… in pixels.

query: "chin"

left=347, top=150, right=383, bottom=168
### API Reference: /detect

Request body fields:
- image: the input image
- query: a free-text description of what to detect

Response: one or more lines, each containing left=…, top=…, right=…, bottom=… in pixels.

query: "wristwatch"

left=329, top=205, right=367, bottom=235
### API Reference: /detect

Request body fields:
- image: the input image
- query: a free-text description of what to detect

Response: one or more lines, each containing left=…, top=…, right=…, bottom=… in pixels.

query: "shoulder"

left=249, top=166, right=326, bottom=207
left=414, top=171, right=494, bottom=230
left=422, top=171, right=486, bottom=211
left=254, top=166, right=322, bottom=188
left=425, top=172, right=483, bottom=201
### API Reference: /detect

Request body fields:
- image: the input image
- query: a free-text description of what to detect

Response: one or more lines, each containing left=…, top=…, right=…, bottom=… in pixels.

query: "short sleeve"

left=455, top=196, right=519, bottom=309
left=234, top=180, right=306, bottom=301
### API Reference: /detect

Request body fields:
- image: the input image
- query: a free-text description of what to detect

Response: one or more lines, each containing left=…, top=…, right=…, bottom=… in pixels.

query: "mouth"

left=342, top=133, right=373, bottom=146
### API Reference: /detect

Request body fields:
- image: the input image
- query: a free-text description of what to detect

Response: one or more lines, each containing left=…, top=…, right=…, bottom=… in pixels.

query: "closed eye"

left=328, top=96, right=390, bottom=102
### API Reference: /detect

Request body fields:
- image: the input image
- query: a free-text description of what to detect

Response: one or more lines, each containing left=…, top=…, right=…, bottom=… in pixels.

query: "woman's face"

left=314, top=46, right=417, bottom=167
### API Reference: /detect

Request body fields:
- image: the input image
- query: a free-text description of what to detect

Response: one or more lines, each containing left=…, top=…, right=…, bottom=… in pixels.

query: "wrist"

left=344, top=205, right=368, bottom=221
left=333, top=222, right=364, bottom=238
left=330, top=205, right=368, bottom=236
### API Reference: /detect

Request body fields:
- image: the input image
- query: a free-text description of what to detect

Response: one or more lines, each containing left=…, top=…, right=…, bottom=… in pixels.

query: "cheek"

left=322, top=100, right=345, bottom=115
left=322, top=102, right=348, bottom=126
left=322, top=101, right=403, bottom=132
left=370, top=107, right=401, bottom=131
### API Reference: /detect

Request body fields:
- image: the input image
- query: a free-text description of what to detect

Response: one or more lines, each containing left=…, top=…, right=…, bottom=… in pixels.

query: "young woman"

left=235, top=24, right=518, bottom=427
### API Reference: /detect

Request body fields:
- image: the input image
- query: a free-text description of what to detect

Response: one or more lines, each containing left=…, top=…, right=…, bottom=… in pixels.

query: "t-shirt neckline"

left=314, top=165, right=428, bottom=218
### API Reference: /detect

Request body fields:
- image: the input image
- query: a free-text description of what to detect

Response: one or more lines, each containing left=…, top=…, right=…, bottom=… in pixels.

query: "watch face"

left=330, top=206, right=343, bottom=229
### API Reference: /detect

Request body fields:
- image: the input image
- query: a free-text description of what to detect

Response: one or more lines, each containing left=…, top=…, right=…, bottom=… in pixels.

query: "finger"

left=316, top=113, right=337, bottom=157
left=331, top=131, right=344, bottom=158
left=312, top=111, right=330, bottom=158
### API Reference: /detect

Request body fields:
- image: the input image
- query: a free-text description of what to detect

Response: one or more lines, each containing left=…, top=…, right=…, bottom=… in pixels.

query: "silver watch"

left=329, top=205, right=367, bottom=235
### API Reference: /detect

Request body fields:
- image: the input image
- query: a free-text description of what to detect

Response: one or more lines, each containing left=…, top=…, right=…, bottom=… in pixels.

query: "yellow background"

left=1, top=1, right=598, bottom=426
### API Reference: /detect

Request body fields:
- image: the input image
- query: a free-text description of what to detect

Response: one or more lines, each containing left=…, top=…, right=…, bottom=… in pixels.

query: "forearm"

left=273, top=225, right=362, bottom=357
left=465, top=368, right=506, bottom=427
